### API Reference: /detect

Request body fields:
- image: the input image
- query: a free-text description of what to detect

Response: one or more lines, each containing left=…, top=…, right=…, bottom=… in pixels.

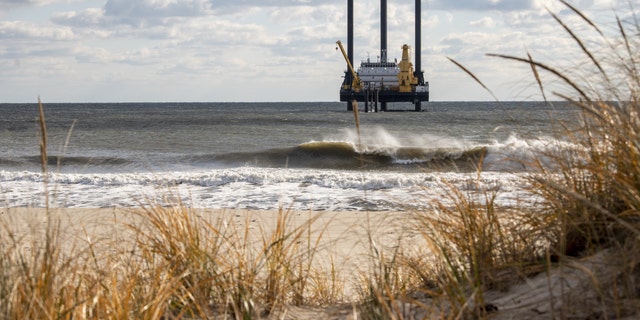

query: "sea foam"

left=0, top=168, right=535, bottom=211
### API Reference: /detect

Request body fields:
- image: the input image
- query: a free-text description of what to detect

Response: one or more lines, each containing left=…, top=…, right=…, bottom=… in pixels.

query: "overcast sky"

left=0, top=0, right=635, bottom=102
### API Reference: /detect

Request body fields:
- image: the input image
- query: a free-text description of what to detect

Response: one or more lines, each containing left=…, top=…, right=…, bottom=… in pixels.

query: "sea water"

left=0, top=101, right=581, bottom=211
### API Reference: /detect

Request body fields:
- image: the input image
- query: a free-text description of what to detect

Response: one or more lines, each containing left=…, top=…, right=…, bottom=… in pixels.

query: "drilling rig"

left=338, top=0, right=429, bottom=112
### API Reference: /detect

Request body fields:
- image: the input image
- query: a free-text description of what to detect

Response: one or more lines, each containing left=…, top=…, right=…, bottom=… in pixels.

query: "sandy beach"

left=2, top=206, right=639, bottom=319
left=1, top=207, right=413, bottom=266
left=1, top=208, right=416, bottom=296
left=1, top=206, right=427, bottom=318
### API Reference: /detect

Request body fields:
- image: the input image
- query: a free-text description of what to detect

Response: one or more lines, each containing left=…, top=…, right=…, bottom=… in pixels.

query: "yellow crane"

left=397, top=44, right=418, bottom=92
left=336, top=40, right=362, bottom=92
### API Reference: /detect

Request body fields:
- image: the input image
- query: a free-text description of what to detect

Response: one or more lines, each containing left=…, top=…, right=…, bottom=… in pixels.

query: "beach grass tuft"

left=124, top=196, right=334, bottom=318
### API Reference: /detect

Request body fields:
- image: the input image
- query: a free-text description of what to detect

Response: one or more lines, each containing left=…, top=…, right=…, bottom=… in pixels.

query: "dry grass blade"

left=57, top=119, right=77, bottom=170
left=487, top=53, right=591, bottom=101
left=536, top=177, right=640, bottom=238
left=559, top=0, right=603, bottom=36
left=260, top=208, right=327, bottom=311
left=447, top=57, right=499, bottom=101
left=528, top=52, right=548, bottom=101
left=616, top=16, right=640, bottom=86
left=404, top=175, right=555, bottom=318
left=547, top=9, right=609, bottom=81
left=352, top=100, right=361, bottom=147
left=37, top=96, right=47, bottom=176
left=37, top=96, right=50, bottom=209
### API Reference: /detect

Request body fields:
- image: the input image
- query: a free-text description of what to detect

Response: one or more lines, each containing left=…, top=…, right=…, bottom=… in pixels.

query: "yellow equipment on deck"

left=397, top=44, right=418, bottom=93
left=336, top=40, right=362, bottom=92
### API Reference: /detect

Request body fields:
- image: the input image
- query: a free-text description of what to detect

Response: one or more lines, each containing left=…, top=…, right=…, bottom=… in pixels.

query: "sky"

left=0, top=0, right=636, bottom=102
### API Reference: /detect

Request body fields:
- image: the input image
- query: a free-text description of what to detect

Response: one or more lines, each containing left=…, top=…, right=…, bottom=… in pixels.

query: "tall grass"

left=491, top=1, right=640, bottom=257
left=347, top=3, right=640, bottom=319
left=0, top=203, right=339, bottom=319
left=125, top=200, right=330, bottom=317
left=355, top=214, right=421, bottom=320
left=518, top=3, right=640, bottom=315
left=0, top=98, right=93, bottom=319
left=428, top=1, right=640, bottom=318
left=398, top=180, right=548, bottom=318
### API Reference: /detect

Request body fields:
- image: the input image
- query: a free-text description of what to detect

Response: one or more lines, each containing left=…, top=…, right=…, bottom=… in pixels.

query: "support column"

left=380, top=0, right=387, bottom=62
left=348, top=0, right=354, bottom=68
left=415, top=0, right=425, bottom=112
left=380, top=0, right=388, bottom=111
left=414, top=0, right=424, bottom=85
left=364, top=89, right=369, bottom=113
left=347, top=0, right=354, bottom=111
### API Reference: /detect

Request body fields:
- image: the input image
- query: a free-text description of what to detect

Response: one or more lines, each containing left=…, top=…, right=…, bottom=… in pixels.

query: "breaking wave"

left=197, top=141, right=488, bottom=172
left=0, top=125, right=582, bottom=174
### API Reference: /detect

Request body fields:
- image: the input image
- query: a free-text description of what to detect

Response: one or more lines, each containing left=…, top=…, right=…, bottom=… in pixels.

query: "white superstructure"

left=357, top=60, right=400, bottom=89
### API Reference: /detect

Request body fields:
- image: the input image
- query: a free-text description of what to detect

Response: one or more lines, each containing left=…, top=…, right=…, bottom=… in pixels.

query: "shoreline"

left=0, top=168, right=534, bottom=210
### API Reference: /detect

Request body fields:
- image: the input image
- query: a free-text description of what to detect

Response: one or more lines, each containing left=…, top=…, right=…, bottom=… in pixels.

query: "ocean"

left=0, top=101, right=580, bottom=211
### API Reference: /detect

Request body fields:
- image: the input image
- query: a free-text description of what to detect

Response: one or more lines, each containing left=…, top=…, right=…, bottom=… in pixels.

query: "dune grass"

left=441, top=0, right=640, bottom=317
left=0, top=206, right=341, bottom=319
left=126, top=201, right=332, bottom=318
left=2, top=2, right=640, bottom=319
left=352, top=1, right=640, bottom=317
left=522, top=0, right=640, bottom=268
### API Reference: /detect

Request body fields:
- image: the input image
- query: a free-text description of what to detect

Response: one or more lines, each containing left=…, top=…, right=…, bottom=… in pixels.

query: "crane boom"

left=336, top=40, right=362, bottom=92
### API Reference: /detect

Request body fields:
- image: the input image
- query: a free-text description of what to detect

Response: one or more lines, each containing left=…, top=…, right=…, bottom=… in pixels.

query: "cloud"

left=1, top=0, right=631, bottom=102
left=269, top=5, right=339, bottom=24
left=52, top=0, right=216, bottom=30
left=429, top=0, right=536, bottom=11
left=469, top=16, right=496, bottom=28
left=0, top=0, right=41, bottom=9
left=211, top=0, right=339, bottom=15
left=0, top=20, right=73, bottom=40
left=103, top=0, right=211, bottom=18
left=213, top=0, right=336, bottom=7
left=52, top=8, right=106, bottom=28
left=0, top=0, right=77, bottom=10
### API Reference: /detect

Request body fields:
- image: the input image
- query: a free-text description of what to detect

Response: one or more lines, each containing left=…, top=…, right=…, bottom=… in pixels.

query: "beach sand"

left=2, top=207, right=637, bottom=319
left=0, top=207, right=417, bottom=318
left=1, top=207, right=414, bottom=270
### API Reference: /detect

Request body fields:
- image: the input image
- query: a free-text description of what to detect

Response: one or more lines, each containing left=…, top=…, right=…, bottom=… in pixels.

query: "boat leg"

left=364, top=90, right=369, bottom=113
